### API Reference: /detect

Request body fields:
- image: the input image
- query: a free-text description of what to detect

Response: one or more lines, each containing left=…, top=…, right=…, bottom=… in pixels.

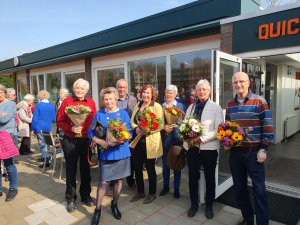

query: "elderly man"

left=57, top=78, right=96, bottom=213
left=107, top=79, right=138, bottom=195
left=225, top=72, right=273, bottom=225
left=6, top=88, right=17, bottom=101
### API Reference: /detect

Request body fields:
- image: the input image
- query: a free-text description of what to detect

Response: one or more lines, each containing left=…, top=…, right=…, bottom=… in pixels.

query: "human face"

left=26, top=100, right=33, bottom=106
left=104, top=93, right=116, bottom=110
left=0, top=90, right=6, bottom=102
left=8, top=93, right=16, bottom=101
left=142, top=88, right=152, bottom=103
left=165, top=90, right=176, bottom=103
left=196, top=83, right=211, bottom=102
left=116, top=80, right=128, bottom=98
left=232, top=72, right=250, bottom=97
left=59, top=91, right=67, bottom=100
left=74, top=81, right=88, bottom=100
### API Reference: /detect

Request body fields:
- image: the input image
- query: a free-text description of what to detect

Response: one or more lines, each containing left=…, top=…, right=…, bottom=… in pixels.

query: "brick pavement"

left=0, top=138, right=296, bottom=225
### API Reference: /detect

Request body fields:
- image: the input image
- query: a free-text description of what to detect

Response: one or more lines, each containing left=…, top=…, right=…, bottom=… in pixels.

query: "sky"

left=0, top=0, right=196, bottom=61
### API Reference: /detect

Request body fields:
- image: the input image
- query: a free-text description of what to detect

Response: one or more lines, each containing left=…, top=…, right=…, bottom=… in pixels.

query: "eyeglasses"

left=0, top=91, right=5, bottom=95
left=232, top=80, right=249, bottom=85
left=197, top=89, right=209, bottom=92
left=117, top=86, right=128, bottom=89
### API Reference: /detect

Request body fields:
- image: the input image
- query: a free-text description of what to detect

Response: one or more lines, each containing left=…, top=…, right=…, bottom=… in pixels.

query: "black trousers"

left=62, top=135, right=91, bottom=203
left=186, top=147, right=218, bottom=207
left=132, top=141, right=157, bottom=194
left=19, top=137, right=31, bottom=154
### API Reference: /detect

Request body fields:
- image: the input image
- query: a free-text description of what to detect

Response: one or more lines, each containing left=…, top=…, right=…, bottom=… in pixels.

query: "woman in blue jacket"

left=88, top=87, right=132, bottom=225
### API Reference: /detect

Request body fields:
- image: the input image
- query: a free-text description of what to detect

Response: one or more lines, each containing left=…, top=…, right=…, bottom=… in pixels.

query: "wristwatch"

left=260, top=149, right=267, bottom=153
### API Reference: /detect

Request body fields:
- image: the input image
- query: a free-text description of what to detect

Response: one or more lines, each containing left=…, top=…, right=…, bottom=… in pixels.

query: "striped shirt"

left=225, top=89, right=273, bottom=151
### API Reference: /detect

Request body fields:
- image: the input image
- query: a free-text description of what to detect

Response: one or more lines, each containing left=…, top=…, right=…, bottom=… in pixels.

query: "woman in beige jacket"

left=130, top=84, right=163, bottom=204
left=17, top=94, right=35, bottom=155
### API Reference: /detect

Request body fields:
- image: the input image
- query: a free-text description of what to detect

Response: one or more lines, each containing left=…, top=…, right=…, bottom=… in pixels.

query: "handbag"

left=88, top=120, right=106, bottom=166
left=166, top=145, right=185, bottom=171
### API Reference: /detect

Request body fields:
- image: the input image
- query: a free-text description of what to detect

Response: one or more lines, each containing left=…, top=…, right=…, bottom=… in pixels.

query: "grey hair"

left=24, top=94, right=35, bottom=101
left=6, top=88, right=16, bottom=97
left=73, top=78, right=89, bottom=91
left=100, top=87, right=119, bottom=101
left=59, top=88, right=69, bottom=97
left=196, top=79, right=211, bottom=90
left=165, top=85, right=178, bottom=95
left=190, top=89, right=196, bottom=95
left=116, top=79, right=128, bottom=87
left=0, top=84, right=7, bottom=94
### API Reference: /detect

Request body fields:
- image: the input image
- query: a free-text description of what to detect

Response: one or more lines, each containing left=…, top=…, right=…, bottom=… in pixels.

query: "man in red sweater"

left=57, top=78, right=96, bottom=213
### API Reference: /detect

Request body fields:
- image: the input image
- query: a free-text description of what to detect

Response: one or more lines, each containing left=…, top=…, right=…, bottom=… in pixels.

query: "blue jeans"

left=229, top=146, right=269, bottom=225
left=36, top=133, right=49, bottom=164
left=162, top=147, right=181, bottom=189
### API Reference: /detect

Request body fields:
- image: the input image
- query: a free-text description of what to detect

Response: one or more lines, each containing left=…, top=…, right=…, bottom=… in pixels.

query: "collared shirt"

left=117, top=94, right=129, bottom=111
left=162, top=99, right=177, bottom=108
left=23, top=100, right=29, bottom=107
left=73, top=95, right=87, bottom=102
left=41, top=99, right=49, bottom=103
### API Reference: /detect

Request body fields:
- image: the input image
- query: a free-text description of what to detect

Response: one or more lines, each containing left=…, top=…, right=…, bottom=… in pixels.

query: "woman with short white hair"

left=17, top=94, right=35, bottom=155
left=55, top=89, right=69, bottom=135
left=184, top=79, right=224, bottom=219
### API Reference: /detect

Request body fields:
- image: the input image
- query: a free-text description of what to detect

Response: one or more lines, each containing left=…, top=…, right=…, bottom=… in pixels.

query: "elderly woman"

left=87, top=87, right=132, bottom=224
left=184, top=79, right=223, bottom=219
left=159, top=85, right=186, bottom=199
left=55, top=88, right=69, bottom=135
left=31, top=90, right=56, bottom=168
left=17, top=94, right=35, bottom=155
left=130, top=84, right=164, bottom=204
left=0, top=84, right=18, bottom=202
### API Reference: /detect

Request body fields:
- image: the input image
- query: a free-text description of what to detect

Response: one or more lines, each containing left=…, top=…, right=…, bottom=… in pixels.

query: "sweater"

left=225, top=89, right=273, bottom=150
left=87, top=109, right=133, bottom=160
left=31, top=102, right=56, bottom=133
left=57, top=96, right=96, bottom=139
left=0, top=101, right=17, bottom=135
left=16, top=101, right=33, bottom=137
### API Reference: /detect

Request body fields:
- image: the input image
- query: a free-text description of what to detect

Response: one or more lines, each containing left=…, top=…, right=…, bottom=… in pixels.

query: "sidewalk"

left=0, top=138, right=294, bottom=225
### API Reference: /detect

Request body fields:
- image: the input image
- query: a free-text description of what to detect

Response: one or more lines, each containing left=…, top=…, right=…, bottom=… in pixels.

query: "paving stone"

left=50, top=185, right=66, bottom=195
left=202, top=220, right=224, bottom=225
left=15, top=188, right=37, bottom=200
left=27, top=199, right=57, bottom=212
left=45, top=212, right=78, bottom=225
left=169, top=215, right=202, bottom=225
left=104, top=219, right=128, bottom=225
left=35, top=177, right=56, bottom=186
left=191, top=207, right=207, bottom=223
left=49, top=193, right=66, bottom=204
left=143, top=212, right=174, bottom=225
left=3, top=207, right=34, bottom=222
left=8, top=219, right=29, bottom=225
left=31, top=190, right=57, bottom=201
left=72, top=215, right=95, bottom=225
left=99, top=207, right=114, bottom=222
left=135, top=202, right=162, bottom=215
left=172, top=195, right=191, bottom=209
left=222, top=205, right=242, bottom=216
left=153, top=194, right=175, bottom=206
left=121, top=209, right=148, bottom=225
left=213, top=210, right=242, bottom=225
left=0, top=204, right=14, bottom=215
left=47, top=201, right=68, bottom=216
left=116, top=200, right=138, bottom=213
left=71, top=206, right=91, bottom=219
left=0, top=215, right=9, bottom=225
left=159, top=203, right=187, bottom=218
left=9, top=197, right=36, bottom=210
left=136, top=222, right=148, bottom=225
left=24, top=209, right=55, bottom=225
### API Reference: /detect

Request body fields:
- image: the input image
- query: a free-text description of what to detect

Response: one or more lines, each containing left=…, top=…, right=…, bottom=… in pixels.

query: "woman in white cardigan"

left=184, top=79, right=224, bottom=220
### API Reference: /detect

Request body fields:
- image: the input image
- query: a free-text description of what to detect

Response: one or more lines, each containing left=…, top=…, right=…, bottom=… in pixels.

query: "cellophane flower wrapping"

left=164, top=107, right=185, bottom=136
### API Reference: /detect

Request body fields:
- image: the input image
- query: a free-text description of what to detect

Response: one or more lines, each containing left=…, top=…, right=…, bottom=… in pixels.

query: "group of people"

left=0, top=71, right=273, bottom=225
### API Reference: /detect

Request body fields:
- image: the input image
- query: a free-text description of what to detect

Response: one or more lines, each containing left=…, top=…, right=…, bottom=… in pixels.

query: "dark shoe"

left=0, top=192, right=2, bottom=197
left=39, top=163, right=50, bottom=168
left=205, top=207, right=214, bottom=219
left=159, top=185, right=169, bottom=197
left=67, top=202, right=76, bottom=213
left=91, top=208, right=101, bottom=225
left=20, top=152, right=29, bottom=155
left=37, top=157, right=45, bottom=162
left=111, top=201, right=121, bottom=220
left=130, top=193, right=145, bottom=202
left=81, top=196, right=95, bottom=207
left=5, top=189, right=18, bottom=202
left=237, top=220, right=254, bottom=225
left=107, top=187, right=114, bottom=196
left=27, top=150, right=34, bottom=154
left=143, top=194, right=156, bottom=204
left=128, top=184, right=138, bottom=191
left=174, top=188, right=180, bottom=199
left=188, top=205, right=198, bottom=217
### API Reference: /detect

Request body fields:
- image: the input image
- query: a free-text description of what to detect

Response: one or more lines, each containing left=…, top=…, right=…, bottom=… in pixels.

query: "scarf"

left=194, top=98, right=209, bottom=121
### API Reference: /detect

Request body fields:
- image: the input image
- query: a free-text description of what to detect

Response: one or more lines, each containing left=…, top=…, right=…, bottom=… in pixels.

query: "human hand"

left=31, top=131, right=35, bottom=136
left=164, top=124, right=174, bottom=133
left=107, top=140, right=118, bottom=147
left=99, top=139, right=109, bottom=149
left=90, top=141, right=97, bottom=149
left=224, top=146, right=231, bottom=151
left=0, top=111, right=7, bottom=116
left=72, top=125, right=82, bottom=134
left=192, top=137, right=201, bottom=144
left=257, top=150, right=267, bottom=163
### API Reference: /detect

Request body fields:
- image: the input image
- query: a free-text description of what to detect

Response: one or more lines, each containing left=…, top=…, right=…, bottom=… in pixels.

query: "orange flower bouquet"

left=217, top=121, right=252, bottom=155
left=164, top=107, right=185, bottom=136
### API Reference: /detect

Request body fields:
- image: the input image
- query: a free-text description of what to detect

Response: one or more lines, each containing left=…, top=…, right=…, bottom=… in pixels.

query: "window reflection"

left=18, top=79, right=27, bottom=102
left=65, top=72, right=85, bottom=96
left=46, top=72, right=61, bottom=102
left=171, top=51, right=211, bottom=107
left=38, top=74, right=44, bottom=92
left=128, top=57, right=166, bottom=104
left=31, top=76, right=38, bottom=102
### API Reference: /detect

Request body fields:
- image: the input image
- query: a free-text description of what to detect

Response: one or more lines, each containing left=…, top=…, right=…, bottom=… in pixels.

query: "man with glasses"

left=107, top=79, right=138, bottom=196
left=6, top=88, right=17, bottom=101
left=225, top=72, right=273, bottom=225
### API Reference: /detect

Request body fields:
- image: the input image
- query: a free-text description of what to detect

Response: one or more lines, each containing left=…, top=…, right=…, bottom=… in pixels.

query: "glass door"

left=199, top=50, right=242, bottom=203
left=17, top=79, right=27, bottom=102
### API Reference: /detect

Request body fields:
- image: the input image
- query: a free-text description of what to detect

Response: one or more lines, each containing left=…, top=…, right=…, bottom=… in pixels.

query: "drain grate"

left=216, top=186, right=300, bottom=225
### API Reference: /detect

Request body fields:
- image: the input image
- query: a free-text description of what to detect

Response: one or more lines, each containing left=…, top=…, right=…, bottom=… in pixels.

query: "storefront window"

left=98, top=68, right=124, bottom=108
left=171, top=51, right=211, bottom=107
left=46, top=72, right=61, bottom=102
left=65, top=72, right=85, bottom=95
left=38, top=74, right=44, bottom=91
left=128, top=57, right=166, bottom=104
left=17, top=79, right=27, bottom=102
left=31, top=76, right=38, bottom=102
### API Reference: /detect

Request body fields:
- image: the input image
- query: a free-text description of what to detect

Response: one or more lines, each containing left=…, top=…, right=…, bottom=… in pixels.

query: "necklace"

left=105, top=107, right=120, bottom=120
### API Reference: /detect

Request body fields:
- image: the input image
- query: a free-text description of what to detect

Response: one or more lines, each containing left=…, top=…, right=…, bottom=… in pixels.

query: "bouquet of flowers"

left=177, top=115, right=203, bottom=149
left=164, top=107, right=185, bottom=136
left=217, top=121, right=252, bottom=155
left=99, top=118, right=132, bottom=153
left=65, top=104, right=92, bottom=137
left=129, top=106, right=163, bottom=148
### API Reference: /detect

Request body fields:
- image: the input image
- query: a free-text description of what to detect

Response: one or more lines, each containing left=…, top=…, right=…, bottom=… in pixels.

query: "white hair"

left=165, top=85, right=178, bottom=95
left=116, top=79, right=128, bottom=87
left=59, top=88, right=69, bottom=97
left=73, top=78, right=89, bottom=91
left=6, top=88, right=16, bottom=96
left=100, top=87, right=119, bottom=101
left=190, top=89, right=196, bottom=95
left=24, top=94, right=35, bottom=101
left=196, top=79, right=211, bottom=90
left=0, top=84, right=7, bottom=93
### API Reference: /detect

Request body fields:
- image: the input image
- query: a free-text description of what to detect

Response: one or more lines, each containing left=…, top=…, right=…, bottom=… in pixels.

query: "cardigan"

left=16, top=101, right=32, bottom=137
left=31, top=102, right=56, bottom=133
left=0, top=101, right=17, bottom=135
